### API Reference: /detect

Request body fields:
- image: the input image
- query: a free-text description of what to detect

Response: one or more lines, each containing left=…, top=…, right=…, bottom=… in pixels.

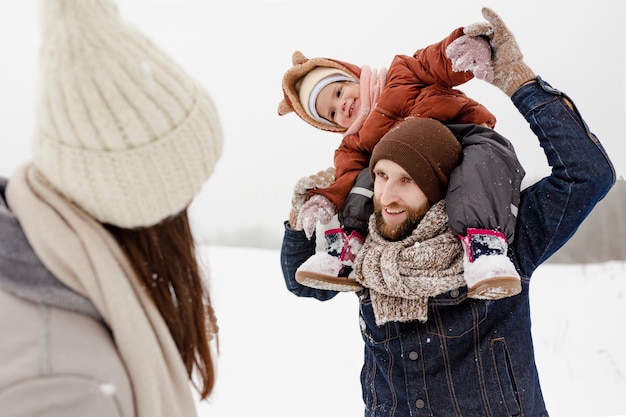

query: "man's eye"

left=403, top=177, right=414, bottom=183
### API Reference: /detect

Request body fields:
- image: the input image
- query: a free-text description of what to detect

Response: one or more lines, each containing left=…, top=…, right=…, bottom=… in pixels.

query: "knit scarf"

left=6, top=163, right=198, bottom=417
left=355, top=201, right=465, bottom=325
left=344, top=65, right=388, bottom=137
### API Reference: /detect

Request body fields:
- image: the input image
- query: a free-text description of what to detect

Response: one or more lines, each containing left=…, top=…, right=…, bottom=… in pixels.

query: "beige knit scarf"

left=344, top=65, right=388, bottom=137
left=355, top=201, right=465, bottom=325
left=6, top=163, right=197, bottom=417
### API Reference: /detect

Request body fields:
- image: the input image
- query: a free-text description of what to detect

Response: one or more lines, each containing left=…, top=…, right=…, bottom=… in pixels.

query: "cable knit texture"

left=35, top=0, right=223, bottom=228
left=355, top=201, right=464, bottom=325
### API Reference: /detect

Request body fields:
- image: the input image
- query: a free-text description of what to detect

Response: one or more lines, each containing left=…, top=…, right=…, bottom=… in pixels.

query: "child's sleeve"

left=306, top=135, right=370, bottom=211
left=445, top=124, right=525, bottom=241
left=403, top=27, right=474, bottom=88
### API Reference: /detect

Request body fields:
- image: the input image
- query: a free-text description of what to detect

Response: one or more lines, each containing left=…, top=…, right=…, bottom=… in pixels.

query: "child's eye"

left=336, top=86, right=342, bottom=98
left=330, top=110, right=336, bottom=120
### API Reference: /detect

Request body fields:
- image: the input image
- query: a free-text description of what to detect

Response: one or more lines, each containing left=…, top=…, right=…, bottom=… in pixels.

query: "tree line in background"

left=204, top=179, right=626, bottom=265
left=547, top=177, right=626, bottom=264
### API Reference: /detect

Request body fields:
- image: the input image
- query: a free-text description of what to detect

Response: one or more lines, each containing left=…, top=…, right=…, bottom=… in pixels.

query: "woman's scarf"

left=355, top=201, right=465, bottom=325
left=6, top=163, right=197, bottom=417
left=344, top=65, right=388, bottom=137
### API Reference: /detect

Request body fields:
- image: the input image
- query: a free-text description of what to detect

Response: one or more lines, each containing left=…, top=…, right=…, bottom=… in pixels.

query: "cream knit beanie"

left=34, top=0, right=223, bottom=228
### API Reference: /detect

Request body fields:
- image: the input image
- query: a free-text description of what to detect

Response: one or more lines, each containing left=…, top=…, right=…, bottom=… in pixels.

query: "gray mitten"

left=289, top=167, right=335, bottom=228
left=464, top=7, right=536, bottom=96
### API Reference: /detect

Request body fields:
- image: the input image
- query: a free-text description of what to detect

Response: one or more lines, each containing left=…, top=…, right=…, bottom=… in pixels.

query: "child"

left=278, top=27, right=525, bottom=300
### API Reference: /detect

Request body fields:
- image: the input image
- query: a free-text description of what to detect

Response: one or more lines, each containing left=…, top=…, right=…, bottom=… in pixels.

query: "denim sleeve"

left=279, top=221, right=338, bottom=301
left=511, top=77, right=616, bottom=277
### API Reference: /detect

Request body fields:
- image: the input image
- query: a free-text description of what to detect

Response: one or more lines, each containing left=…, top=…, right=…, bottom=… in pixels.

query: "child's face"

left=315, top=81, right=361, bottom=129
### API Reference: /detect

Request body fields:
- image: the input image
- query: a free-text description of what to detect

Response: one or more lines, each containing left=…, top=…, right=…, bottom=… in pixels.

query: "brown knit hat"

left=278, top=50, right=360, bottom=133
left=370, top=118, right=461, bottom=204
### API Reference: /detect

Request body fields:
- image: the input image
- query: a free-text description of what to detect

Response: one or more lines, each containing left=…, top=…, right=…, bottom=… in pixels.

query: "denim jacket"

left=280, top=78, right=616, bottom=417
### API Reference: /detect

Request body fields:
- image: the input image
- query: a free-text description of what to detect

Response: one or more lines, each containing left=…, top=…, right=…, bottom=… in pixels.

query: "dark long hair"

left=105, top=209, right=218, bottom=399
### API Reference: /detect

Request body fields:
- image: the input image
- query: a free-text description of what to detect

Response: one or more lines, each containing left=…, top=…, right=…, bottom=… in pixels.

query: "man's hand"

left=464, top=7, right=536, bottom=96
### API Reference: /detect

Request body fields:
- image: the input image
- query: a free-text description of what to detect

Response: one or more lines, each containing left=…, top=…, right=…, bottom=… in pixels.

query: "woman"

left=0, top=1, right=223, bottom=416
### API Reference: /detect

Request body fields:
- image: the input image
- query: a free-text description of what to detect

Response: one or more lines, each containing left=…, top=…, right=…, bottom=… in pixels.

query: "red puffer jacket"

left=309, top=27, right=496, bottom=212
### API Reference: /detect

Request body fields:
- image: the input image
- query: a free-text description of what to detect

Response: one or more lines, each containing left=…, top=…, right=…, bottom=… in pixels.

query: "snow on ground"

left=195, top=246, right=626, bottom=417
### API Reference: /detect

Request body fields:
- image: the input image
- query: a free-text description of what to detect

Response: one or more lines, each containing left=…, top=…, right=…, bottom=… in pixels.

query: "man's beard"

left=373, top=199, right=430, bottom=241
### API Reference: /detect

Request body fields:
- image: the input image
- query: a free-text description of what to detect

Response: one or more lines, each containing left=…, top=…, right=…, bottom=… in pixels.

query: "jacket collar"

left=0, top=177, right=101, bottom=321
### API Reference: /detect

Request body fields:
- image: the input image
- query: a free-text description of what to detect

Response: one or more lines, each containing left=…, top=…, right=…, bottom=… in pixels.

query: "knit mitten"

left=446, top=34, right=494, bottom=82
left=297, top=194, right=336, bottom=239
left=464, top=7, right=536, bottom=96
left=289, top=167, right=335, bottom=228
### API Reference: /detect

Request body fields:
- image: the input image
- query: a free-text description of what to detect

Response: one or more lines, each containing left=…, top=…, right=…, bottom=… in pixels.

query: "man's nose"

left=379, top=181, right=400, bottom=206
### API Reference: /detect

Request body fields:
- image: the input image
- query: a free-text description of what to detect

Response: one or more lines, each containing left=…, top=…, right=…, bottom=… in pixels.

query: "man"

left=280, top=8, right=615, bottom=416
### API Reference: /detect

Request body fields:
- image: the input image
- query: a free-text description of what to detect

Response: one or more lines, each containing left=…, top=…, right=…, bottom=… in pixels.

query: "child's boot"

left=337, top=229, right=365, bottom=278
left=295, top=228, right=364, bottom=292
left=460, top=228, right=521, bottom=300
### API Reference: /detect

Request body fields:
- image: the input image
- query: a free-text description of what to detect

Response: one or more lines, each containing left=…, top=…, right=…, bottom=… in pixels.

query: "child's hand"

left=446, top=35, right=494, bottom=82
left=297, top=195, right=336, bottom=239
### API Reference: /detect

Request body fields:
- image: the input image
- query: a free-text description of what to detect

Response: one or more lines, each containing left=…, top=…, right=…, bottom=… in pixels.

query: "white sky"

left=1, top=0, right=624, bottom=247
